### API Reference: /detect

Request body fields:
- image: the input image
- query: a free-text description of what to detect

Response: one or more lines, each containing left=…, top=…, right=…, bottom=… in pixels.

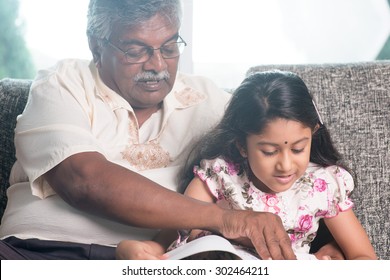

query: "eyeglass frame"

left=102, top=35, right=187, bottom=64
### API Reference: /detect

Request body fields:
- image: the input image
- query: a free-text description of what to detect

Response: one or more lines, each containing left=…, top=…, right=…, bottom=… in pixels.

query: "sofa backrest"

left=0, top=78, right=31, bottom=220
left=247, top=61, right=390, bottom=259
left=0, top=62, right=389, bottom=259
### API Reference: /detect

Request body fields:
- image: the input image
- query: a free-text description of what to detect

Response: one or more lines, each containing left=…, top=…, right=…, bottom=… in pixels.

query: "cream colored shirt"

left=0, top=59, right=231, bottom=245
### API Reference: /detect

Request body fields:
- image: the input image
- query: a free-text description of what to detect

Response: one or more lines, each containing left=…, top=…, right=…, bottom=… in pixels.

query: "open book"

left=165, top=235, right=261, bottom=260
left=165, top=235, right=318, bottom=260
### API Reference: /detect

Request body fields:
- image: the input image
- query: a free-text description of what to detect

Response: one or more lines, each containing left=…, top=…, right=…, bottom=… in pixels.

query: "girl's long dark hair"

left=179, top=71, right=349, bottom=192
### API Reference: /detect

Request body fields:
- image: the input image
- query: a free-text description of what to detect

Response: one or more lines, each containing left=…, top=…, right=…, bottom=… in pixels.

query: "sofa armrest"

left=0, top=78, right=31, bottom=222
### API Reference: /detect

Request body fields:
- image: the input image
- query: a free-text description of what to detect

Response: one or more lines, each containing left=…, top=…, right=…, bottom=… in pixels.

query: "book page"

left=165, top=235, right=260, bottom=260
left=165, top=234, right=318, bottom=260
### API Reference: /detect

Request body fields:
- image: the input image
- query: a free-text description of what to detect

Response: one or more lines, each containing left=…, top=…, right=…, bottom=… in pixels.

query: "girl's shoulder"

left=306, top=162, right=352, bottom=177
left=194, top=157, right=247, bottom=187
left=304, top=164, right=355, bottom=216
left=198, top=157, right=242, bottom=174
left=305, top=163, right=354, bottom=192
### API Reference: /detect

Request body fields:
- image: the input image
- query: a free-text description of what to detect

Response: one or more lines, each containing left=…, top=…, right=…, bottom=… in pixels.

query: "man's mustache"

left=134, top=71, right=170, bottom=82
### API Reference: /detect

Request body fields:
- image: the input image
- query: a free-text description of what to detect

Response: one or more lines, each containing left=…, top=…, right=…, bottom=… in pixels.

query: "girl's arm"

left=184, top=177, right=215, bottom=203
left=324, top=209, right=377, bottom=260
left=184, top=177, right=217, bottom=240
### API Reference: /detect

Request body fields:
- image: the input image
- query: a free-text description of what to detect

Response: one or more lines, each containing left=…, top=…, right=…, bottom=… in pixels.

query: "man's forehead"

left=111, top=14, right=180, bottom=41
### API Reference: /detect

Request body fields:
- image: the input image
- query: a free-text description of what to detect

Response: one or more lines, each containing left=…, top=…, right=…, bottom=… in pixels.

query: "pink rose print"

left=296, top=214, right=313, bottom=233
left=288, top=234, right=299, bottom=244
left=313, top=178, right=327, bottom=192
left=216, top=189, right=225, bottom=201
left=290, top=233, right=297, bottom=243
left=315, top=209, right=328, bottom=217
left=286, top=229, right=298, bottom=244
left=213, top=164, right=222, bottom=173
left=261, top=194, right=281, bottom=214
left=226, top=161, right=238, bottom=175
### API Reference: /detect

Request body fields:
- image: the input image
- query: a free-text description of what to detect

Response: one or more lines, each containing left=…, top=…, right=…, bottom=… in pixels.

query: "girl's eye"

left=292, top=148, right=304, bottom=154
left=262, top=150, right=278, bottom=156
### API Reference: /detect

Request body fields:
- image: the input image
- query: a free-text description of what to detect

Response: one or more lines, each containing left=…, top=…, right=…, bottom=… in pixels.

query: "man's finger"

left=247, top=213, right=295, bottom=260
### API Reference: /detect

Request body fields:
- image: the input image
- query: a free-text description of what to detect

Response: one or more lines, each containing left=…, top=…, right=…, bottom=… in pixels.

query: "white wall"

left=20, top=0, right=390, bottom=88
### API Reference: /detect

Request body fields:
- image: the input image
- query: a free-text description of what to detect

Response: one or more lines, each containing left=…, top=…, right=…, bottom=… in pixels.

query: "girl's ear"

left=236, top=141, right=247, bottom=158
left=313, top=123, right=321, bottom=134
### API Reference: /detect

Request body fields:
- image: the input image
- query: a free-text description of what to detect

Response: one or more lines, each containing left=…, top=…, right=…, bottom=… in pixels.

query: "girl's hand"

left=116, top=240, right=167, bottom=260
left=314, top=241, right=345, bottom=260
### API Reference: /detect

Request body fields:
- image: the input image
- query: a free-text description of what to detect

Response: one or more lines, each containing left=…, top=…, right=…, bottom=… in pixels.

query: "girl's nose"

left=276, top=152, right=292, bottom=172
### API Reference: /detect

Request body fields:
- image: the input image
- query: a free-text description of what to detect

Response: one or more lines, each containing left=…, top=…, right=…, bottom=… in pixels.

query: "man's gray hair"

left=87, top=0, right=182, bottom=40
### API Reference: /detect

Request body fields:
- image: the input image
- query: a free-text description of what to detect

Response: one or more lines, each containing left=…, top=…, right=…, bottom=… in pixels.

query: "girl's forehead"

left=249, top=118, right=311, bottom=143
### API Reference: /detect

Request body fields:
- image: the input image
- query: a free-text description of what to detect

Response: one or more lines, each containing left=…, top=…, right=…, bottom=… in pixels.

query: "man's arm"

left=44, top=151, right=217, bottom=228
left=44, top=151, right=296, bottom=260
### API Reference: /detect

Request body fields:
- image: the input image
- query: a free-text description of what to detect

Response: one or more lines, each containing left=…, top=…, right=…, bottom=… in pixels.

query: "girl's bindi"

left=284, top=141, right=288, bottom=144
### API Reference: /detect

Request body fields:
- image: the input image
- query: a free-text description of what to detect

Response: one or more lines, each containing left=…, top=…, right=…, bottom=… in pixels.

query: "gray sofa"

left=0, top=61, right=389, bottom=259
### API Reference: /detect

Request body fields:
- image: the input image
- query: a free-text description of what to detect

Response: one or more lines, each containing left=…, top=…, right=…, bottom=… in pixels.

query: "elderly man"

left=0, top=0, right=338, bottom=260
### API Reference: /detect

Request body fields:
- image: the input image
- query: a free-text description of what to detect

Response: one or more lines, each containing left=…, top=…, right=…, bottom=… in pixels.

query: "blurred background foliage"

left=0, top=0, right=35, bottom=79
left=376, top=0, right=390, bottom=59
left=0, top=0, right=389, bottom=79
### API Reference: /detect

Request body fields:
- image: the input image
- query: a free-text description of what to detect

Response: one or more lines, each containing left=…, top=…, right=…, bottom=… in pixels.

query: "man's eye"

left=125, top=47, right=147, bottom=58
left=162, top=44, right=178, bottom=55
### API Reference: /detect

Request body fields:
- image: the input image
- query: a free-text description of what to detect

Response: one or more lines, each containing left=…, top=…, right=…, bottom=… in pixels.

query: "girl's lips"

left=274, top=174, right=295, bottom=185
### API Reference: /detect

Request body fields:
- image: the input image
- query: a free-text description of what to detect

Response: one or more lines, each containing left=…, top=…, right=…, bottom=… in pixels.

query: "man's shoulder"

left=32, top=59, right=94, bottom=87
left=177, top=72, right=215, bottom=84
left=175, top=72, right=231, bottom=99
left=43, top=58, right=89, bottom=70
left=35, top=59, right=92, bottom=79
left=177, top=72, right=217, bottom=88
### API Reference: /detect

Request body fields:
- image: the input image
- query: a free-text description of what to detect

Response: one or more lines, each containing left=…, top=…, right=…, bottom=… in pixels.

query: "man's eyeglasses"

left=103, top=36, right=187, bottom=64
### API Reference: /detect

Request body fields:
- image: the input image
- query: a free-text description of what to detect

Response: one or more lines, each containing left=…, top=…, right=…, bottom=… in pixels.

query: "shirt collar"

left=162, top=73, right=207, bottom=114
left=91, top=62, right=207, bottom=114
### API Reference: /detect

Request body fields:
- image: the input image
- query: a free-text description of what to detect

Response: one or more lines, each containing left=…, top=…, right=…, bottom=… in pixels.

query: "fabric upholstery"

left=247, top=61, right=390, bottom=259
left=0, top=78, right=31, bottom=220
left=0, top=61, right=389, bottom=259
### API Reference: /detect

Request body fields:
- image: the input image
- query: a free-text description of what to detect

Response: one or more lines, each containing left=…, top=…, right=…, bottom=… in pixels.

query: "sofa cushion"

left=247, top=61, right=390, bottom=259
left=0, top=78, right=31, bottom=221
left=0, top=62, right=389, bottom=259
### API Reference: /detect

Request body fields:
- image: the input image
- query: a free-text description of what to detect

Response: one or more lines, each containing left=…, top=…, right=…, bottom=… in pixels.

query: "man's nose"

left=143, top=49, right=167, bottom=72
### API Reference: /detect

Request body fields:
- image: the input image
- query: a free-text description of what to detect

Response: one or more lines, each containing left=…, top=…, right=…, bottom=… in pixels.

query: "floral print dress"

left=189, top=157, right=354, bottom=256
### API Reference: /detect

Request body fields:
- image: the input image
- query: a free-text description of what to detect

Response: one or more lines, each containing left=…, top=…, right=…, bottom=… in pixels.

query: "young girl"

left=116, top=71, right=377, bottom=260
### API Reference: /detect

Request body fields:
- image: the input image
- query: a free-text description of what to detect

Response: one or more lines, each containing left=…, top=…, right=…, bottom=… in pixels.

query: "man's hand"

left=314, top=241, right=345, bottom=260
left=219, top=210, right=296, bottom=260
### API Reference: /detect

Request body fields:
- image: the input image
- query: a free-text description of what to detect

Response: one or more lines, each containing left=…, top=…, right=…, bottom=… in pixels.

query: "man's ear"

left=88, top=37, right=102, bottom=67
